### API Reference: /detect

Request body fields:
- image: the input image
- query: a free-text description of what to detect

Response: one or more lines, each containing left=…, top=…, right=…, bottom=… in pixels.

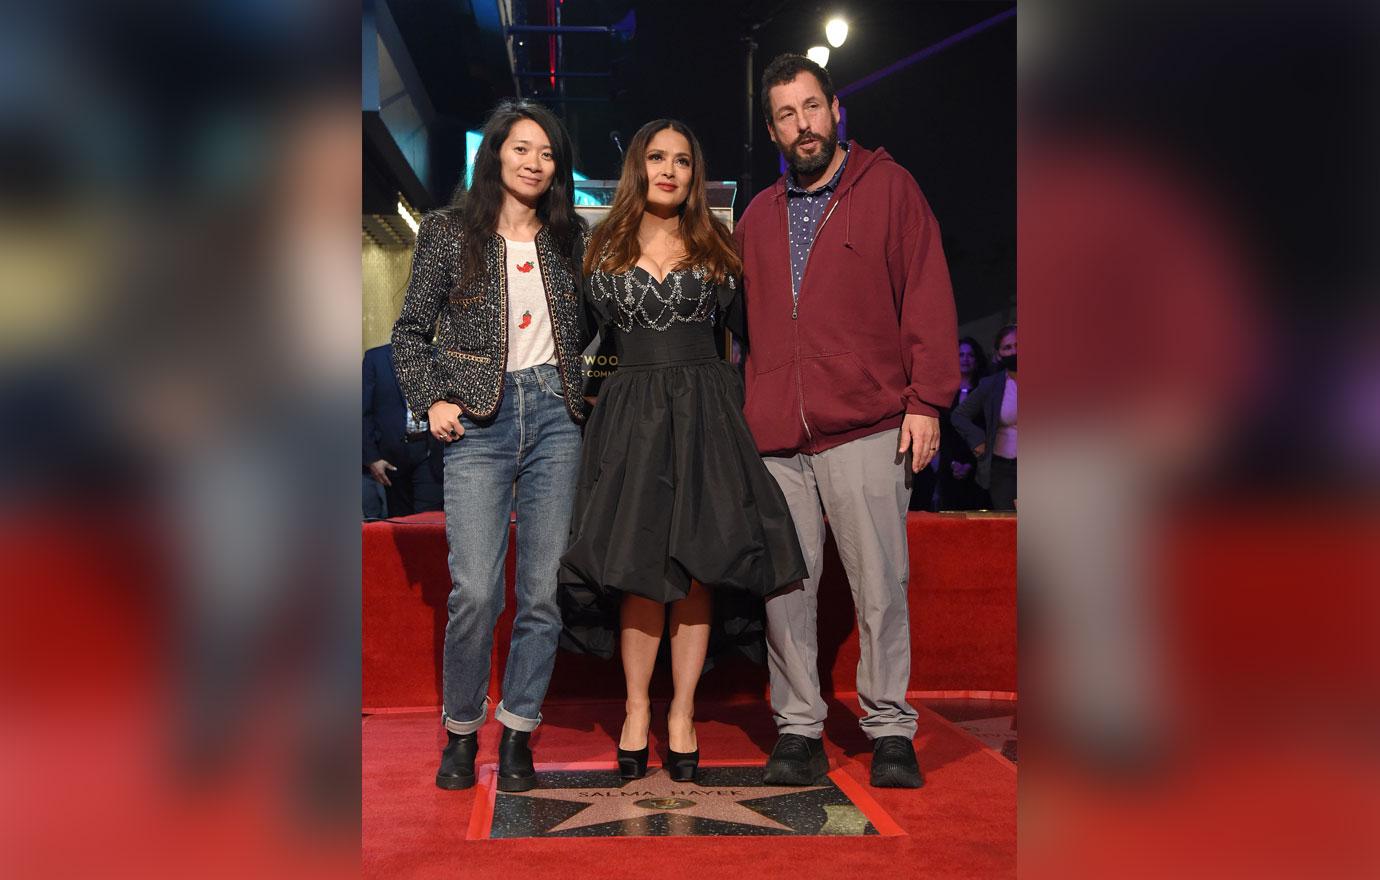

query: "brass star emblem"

left=499, top=768, right=830, bottom=834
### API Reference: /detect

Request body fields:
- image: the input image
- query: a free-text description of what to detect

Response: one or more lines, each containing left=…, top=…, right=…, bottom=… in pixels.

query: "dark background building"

left=364, top=0, right=1014, bottom=330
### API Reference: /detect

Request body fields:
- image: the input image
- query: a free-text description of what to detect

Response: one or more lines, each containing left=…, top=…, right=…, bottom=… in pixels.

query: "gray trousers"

left=763, top=429, right=918, bottom=740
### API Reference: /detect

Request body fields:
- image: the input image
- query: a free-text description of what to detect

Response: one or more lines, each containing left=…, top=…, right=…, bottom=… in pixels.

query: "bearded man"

left=733, top=53, right=960, bottom=789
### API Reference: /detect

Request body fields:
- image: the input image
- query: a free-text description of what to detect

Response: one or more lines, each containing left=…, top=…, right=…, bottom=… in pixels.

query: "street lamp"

left=825, top=17, right=849, bottom=48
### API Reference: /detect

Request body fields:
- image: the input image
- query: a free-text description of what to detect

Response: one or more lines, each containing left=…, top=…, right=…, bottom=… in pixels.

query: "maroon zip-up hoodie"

left=735, top=141, right=960, bottom=457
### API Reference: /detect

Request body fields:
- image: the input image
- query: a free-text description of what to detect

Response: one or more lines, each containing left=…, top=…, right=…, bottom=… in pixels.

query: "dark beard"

left=784, top=128, right=839, bottom=177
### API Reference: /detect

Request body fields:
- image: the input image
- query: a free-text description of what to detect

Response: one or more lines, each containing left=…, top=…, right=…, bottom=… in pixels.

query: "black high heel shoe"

left=666, top=713, right=699, bottom=782
left=617, top=708, right=651, bottom=779
left=617, top=745, right=649, bottom=780
left=666, top=747, right=700, bottom=782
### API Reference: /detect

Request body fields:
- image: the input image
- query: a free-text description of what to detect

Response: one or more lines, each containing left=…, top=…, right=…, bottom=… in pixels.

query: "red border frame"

left=826, top=768, right=906, bottom=836
left=467, top=760, right=906, bottom=840
left=465, top=765, right=499, bottom=841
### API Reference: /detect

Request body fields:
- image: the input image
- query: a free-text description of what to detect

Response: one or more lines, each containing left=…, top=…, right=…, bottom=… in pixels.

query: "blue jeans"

left=440, top=364, right=581, bottom=734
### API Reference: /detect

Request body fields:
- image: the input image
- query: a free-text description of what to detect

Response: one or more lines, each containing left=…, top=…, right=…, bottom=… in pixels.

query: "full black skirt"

left=558, top=357, right=808, bottom=659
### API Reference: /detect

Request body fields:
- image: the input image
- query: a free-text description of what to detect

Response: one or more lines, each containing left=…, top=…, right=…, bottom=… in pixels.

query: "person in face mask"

left=936, top=338, right=991, bottom=510
left=951, top=325, right=1017, bottom=510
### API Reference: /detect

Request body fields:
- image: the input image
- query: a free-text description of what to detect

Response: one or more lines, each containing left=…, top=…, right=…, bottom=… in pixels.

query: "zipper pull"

left=792, top=300, right=798, bottom=320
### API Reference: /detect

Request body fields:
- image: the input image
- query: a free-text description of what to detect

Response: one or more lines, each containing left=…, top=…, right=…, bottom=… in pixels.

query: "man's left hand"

left=898, top=413, right=940, bottom=473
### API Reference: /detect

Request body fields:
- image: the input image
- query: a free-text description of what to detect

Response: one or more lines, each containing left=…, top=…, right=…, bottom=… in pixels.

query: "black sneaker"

left=870, top=736, right=924, bottom=788
left=763, top=734, right=829, bottom=785
left=435, top=731, right=478, bottom=791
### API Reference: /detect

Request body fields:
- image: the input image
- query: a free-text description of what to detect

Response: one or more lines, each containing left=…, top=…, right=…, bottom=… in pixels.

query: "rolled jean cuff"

left=495, top=700, right=542, bottom=733
left=442, top=697, right=488, bottom=735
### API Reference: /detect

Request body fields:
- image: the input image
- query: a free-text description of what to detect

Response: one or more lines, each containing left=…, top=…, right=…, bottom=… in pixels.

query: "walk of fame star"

left=506, top=768, right=825, bottom=834
left=483, top=766, right=887, bottom=839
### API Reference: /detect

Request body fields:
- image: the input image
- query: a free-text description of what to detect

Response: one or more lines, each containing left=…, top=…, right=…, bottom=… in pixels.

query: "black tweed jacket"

left=391, top=212, right=590, bottom=425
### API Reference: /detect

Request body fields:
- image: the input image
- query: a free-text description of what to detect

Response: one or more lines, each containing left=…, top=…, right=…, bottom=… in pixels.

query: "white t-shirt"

left=502, top=238, right=557, bottom=372
left=994, top=376, right=1017, bottom=459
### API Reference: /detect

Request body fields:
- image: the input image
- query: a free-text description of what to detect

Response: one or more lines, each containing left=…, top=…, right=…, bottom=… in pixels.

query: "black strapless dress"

left=558, top=265, right=807, bottom=659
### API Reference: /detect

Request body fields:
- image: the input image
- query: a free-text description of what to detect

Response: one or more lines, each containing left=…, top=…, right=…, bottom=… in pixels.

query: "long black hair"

left=958, top=336, right=990, bottom=380
left=443, top=99, right=585, bottom=289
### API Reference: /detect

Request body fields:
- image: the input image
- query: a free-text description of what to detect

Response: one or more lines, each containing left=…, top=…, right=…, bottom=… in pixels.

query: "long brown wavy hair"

left=583, top=119, right=741, bottom=284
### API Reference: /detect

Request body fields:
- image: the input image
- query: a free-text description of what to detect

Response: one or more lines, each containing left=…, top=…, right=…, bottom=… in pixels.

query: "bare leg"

left=619, top=592, right=664, bottom=750
left=667, top=581, right=711, bottom=752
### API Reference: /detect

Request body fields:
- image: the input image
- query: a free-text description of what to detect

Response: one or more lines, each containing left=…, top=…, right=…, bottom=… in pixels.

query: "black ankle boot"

left=497, top=727, right=536, bottom=792
left=435, top=731, right=478, bottom=791
left=666, top=748, right=700, bottom=783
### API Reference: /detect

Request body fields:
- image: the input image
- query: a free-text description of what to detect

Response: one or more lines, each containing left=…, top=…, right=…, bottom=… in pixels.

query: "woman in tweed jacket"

left=391, top=100, right=588, bottom=794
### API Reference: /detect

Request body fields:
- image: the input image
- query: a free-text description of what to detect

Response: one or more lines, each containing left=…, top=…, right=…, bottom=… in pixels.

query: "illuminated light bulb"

left=825, top=18, right=848, bottom=48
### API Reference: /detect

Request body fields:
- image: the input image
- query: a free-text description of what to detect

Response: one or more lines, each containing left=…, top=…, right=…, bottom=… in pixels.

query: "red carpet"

left=363, top=512, right=1016, bottom=710
left=362, top=699, right=1015, bottom=878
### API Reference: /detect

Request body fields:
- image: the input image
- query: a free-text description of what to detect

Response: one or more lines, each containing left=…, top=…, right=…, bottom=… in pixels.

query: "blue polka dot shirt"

left=785, top=143, right=850, bottom=304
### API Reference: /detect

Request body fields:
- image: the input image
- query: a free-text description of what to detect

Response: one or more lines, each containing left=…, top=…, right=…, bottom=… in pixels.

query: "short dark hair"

left=761, top=53, right=836, bottom=122
left=994, top=324, right=1017, bottom=351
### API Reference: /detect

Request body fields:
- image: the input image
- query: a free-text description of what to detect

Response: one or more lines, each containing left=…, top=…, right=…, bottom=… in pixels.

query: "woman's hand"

left=428, top=401, right=465, bottom=442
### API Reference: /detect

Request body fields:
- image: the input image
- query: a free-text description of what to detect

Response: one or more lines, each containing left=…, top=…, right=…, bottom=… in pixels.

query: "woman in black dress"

left=560, top=120, right=806, bottom=782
